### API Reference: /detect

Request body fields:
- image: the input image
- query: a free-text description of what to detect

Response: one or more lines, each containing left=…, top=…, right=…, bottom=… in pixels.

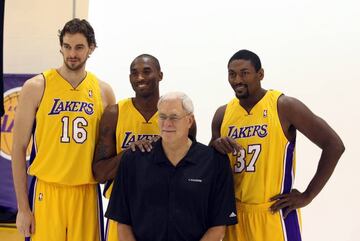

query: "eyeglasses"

left=158, top=113, right=189, bottom=122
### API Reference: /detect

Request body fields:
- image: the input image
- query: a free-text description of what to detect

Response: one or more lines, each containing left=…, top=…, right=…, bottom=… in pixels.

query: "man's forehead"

left=131, top=57, right=156, bottom=68
left=131, top=64, right=154, bottom=71
left=62, top=33, right=88, bottom=45
left=158, top=99, right=183, bottom=110
left=63, top=42, right=86, bottom=46
left=228, top=60, right=255, bottom=71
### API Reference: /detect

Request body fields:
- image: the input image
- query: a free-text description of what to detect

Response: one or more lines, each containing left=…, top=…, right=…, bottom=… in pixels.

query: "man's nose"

left=136, top=74, right=145, bottom=81
left=234, top=74, right=244, bottom=84
left=69, top=49, right=77, bottom=57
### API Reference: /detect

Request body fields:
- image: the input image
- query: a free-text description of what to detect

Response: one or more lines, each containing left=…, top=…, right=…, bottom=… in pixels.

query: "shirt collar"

left=153, top=137, right=198, bottom=165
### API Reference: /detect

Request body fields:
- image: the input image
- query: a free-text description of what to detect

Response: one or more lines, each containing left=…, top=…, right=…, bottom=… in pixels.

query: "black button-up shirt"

left=106, top=139, right=237, bottom=241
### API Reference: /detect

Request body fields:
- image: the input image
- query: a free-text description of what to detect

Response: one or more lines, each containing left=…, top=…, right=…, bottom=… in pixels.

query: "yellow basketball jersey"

left=221, top=90, right=296, bottom=204
left=28, top=69, right=103, bottom=185
left=104, top=98, right=159, bottom=198
left=115, top=98, right=159, bottom=153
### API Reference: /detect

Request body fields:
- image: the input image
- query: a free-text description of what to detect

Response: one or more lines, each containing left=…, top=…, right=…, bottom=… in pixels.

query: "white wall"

left=4, top=0, right=89, bottom=73
left=88, top=0, right=359, bottom=240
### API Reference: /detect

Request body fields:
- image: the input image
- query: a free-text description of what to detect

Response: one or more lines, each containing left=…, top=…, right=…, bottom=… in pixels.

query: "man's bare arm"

left=92, top=105, right=123, bottom=183
left=271, top=95, right=345, bottom=217
left=12, top=75, right=44, bottom=237
left=209, top=105, right=242, bottom=154
left=200, top=226, right=226, bottom=241
left=117, top=223, right=136, bottom=241
left=99, top=80, right=116, bottom=108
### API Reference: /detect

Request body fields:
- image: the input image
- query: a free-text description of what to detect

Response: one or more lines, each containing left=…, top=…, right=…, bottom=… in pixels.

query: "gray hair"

left=157, top=91, right=194, bottom=114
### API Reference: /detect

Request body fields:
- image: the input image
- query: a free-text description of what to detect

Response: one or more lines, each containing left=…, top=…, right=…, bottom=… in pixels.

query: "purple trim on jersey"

left=103, top=180, right=112, bottom=197
left=97, top=184, right=105, bottom=241
left=29, top=120, right=37, bottom=165
left=283, top=141, right=295, bottom=194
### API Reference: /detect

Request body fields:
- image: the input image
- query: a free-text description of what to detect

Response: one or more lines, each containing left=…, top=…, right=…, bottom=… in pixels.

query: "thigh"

left=67, top=184, right=104, bottom=241
left=30, top=179, right=66, bottom=241
left=224, top=203, right=302, bottom=241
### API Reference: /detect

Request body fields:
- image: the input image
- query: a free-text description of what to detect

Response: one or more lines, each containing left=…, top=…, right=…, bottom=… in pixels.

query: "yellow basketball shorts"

left=27, top=178, right=104, bottom=241
left=104, top=181, right=118, bottom=241
left=105, top=219, right=118, bottom=241
left=224, top=201, right=302, bottom=241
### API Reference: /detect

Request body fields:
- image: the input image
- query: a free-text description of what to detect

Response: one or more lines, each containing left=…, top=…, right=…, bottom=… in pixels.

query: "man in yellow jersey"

left=92, top=54, right=196, bottom=241
left=12, top=19, right=115, bottom=241
left=93, top=54, right=163, bottom=241
left=210, top=49, right=345, bottom=241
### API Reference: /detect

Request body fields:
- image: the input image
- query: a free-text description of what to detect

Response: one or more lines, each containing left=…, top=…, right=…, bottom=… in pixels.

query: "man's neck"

left=162, top=137, right=192, bottom=166
left=132, top=94, right=159, bottom=121
left=239, top=88, right=267, bottom=112
left=57, top=66, right=87, bottom=88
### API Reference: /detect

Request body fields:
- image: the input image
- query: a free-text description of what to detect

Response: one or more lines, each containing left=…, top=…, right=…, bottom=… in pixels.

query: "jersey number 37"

left=234, top=144, right=261, bottom=173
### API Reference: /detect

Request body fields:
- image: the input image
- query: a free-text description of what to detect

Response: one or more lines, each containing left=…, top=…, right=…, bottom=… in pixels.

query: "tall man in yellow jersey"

left=12, top=19, right=115, bottom=241
left=210, top=49, right=345, bottom=241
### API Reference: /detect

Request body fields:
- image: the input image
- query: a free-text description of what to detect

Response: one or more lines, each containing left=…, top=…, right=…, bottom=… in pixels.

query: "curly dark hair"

left=58, top=18, right=97, bottom=47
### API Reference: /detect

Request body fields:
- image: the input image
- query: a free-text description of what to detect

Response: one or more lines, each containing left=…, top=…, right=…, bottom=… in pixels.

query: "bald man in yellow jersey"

left=12, top=19, right=115, bottom=241
left=210, top=49, right=345, bottom=241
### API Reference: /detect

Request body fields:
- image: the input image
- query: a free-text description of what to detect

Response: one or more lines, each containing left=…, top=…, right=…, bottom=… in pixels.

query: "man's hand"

left=211, top=137, right=243, bottom=155
left=128, top=136, right=161, bottom=152
left=270, top=189, right=312, bottom=218
left=16, top=209, right=35, bottom=237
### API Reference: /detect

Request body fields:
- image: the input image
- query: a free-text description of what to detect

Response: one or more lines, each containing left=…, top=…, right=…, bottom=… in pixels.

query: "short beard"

left=235, top=87, right=249, bottom=99
left=64, top=58, right=87, bottom=71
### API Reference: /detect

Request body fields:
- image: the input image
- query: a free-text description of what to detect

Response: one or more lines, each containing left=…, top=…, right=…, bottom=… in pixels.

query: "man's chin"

left=136, top=90, right=152, bottom=98
left=236, top=93, right=249, bottom=99
left=161, top=132, right=176, bottom=141
left=65, top=61, right=86, bottom=71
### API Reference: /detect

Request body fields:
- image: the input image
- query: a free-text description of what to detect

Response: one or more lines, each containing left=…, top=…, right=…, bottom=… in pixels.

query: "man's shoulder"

left=191, top=141, right=212, bottom=153
left=192, top=142, right=227, bottom=161
left=121, top=148, right=155, bottom=164
left=24, top=74, right=45, bottom=87
left=117, top=98, right=134, bottom=111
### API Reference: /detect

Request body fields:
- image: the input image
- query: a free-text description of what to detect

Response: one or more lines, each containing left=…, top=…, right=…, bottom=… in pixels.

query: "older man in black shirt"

left=106, top=91, right=237, bottom=241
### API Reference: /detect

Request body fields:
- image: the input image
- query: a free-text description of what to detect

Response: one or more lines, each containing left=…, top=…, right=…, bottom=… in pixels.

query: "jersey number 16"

left=60, top=116, right=88, bottom=144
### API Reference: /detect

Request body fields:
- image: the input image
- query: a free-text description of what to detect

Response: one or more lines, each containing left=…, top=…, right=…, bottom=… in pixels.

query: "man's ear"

left=158, top=71, right=163, bottom=82
left=258, top=68, right=264, bottom=80
left=188, top=114, right=194, bottom=128
left=89, top=44, right=96, bottom=55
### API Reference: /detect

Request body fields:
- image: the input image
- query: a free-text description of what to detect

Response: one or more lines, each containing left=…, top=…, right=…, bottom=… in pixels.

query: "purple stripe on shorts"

left=97, top=184, right=105, bottom=241
left=283, top=210, right=302, bottom=241
left=25, top=177, right=37, bottom=241
left=282, top=141, right=301, bottom=241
